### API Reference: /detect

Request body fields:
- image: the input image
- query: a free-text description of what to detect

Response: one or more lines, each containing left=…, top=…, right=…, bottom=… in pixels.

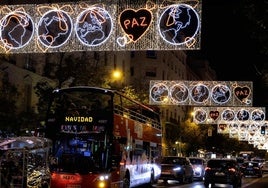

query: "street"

left=148, top=174, right=268, bottom=188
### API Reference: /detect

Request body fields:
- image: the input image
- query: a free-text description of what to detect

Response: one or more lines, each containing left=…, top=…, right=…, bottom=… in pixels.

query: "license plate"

left=215, top=172, right=225, bottom=176
left=161, top=171, right=171, bottom=175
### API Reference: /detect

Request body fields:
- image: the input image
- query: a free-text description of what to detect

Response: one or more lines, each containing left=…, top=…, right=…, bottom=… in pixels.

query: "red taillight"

left=228, top=168, right=236, bottom=172
left=205, top=167, right=211, bottom=171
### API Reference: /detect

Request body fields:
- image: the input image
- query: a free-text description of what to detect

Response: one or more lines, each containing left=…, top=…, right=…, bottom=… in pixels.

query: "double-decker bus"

left=44, top=86, right=162, bottom=188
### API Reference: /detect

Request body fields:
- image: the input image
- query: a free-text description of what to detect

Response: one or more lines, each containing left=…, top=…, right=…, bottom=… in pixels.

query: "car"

left=240, top=161, right=263, bottom=177
left=189, top=157, right=206, bottom=180
left=159, top=156, right=194, bottom=184
left=262, top=161, right=268, bottom=173
left=251, top=158, right=265, bottom=168
left=204, top=158, right=242, bottom=188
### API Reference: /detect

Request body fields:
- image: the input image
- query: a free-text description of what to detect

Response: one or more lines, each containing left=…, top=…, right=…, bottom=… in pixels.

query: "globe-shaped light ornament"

left=236, top=109, right=250, bottom=122
left=211, top=84, right=231, bottom=105
left=37, top=10, right=73, bottom=48
left=0, top=11, right=34, bottom=50
left=75, top=7, right=113, bottom=47
left=169, top=83, right=189, bottom=104
left=158, top=4, right=200, bottom=45
left=150, top=83, right=169, bottom=104
left=194, top=109, right=207, bottom=123
left=221, top=109, right=235, bottom=122
left=190, top=83, right=209, bottom=104
left=251, top=109, right=265, bottom=122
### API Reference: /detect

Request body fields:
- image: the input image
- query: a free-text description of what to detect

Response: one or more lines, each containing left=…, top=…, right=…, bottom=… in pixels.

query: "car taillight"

left=228, top=168, right=236, bottom=172
left=205, top=167, right=211, bottom=171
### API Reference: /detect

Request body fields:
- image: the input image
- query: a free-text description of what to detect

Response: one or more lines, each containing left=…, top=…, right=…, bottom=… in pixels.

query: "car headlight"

left=195, top=167, right=202, bottom=172
left=173, top=167, right=182, bottom=171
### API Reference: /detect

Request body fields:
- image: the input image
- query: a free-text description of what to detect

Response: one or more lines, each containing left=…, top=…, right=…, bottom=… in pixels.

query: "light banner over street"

left=192, top=106, right=265, bottom=124
left=149, top=80, right=253, bottom=106
left=0, top=0, right=201, bottom=53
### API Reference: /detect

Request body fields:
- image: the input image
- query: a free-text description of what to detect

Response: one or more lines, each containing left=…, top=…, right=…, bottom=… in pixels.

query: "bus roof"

left=53, top=86, right=159, bottom=114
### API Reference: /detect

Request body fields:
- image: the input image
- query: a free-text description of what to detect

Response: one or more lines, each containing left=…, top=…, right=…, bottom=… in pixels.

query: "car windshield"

left=190, top=158, right=203, bottom=165
left=243, top=162, right=259, bottom=167
left=162, top=157, right=184, bottom=165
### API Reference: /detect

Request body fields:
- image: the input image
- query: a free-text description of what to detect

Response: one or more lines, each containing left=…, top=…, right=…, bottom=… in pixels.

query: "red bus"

left=44, top=86, right=162, bottom=188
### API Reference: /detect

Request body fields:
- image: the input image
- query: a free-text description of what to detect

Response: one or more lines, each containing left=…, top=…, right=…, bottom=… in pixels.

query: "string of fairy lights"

left=0, top=0, right=201, bottom=53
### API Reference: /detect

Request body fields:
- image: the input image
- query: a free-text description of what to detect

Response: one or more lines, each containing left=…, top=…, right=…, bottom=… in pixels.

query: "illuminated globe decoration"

left=251, top=109, right=265, bottom=121
left=229, top=123, right=239, bottom=137
left=190, top=84, right=209, bottom=104
left=37, top=10, right=73, bottom=48
left=158, top=4, right=200, bottom=45
left=0, top=11, right=34, bottom=49
left=150, top=83, right=169, bottom=103
left=75, top=7, right=113, bottom=47
left=169, top=83, right=189, bottom=104
left=236, top=109, right=250, bottom=121
left=211, top=84, right=231, bottom=104
left=221, top=109, right=235, bottom=121
left=248, top=124, right=260, bottom=136
left=194, top=109, right=207, bottom=123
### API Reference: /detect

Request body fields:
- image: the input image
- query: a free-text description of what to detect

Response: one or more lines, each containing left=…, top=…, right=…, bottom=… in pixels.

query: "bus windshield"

left=46, top=87, right=113, bottom=173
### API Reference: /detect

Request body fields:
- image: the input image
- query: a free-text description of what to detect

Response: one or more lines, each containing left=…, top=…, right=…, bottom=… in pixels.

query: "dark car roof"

left=207, top=158, right=237, bottom=167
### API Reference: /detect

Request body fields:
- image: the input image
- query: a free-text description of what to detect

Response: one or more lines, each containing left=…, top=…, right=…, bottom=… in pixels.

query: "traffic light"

left=261, top=126, right=266, bottom=135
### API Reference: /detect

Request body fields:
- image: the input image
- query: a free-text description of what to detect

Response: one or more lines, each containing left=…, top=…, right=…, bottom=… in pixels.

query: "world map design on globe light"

left=194, top=109, right=207, bottom=123
left=221, top=109, right=235, bottom=121
left=158, top=4, right=200, bottom=45
left=150, top=83, right=169, bottom=103
left=75, top=7, right=113, bottom=47
left=0, top=11, right=34, bottom=50
left=190, top=84, right=209, bottom=103
left=37, top=10, right=73, bottom=48
left=211, top=84, right=231, bottom=104
left=236, top=109, right=250, bottom=121
left=170, top=83, right=189, bottom=104
left=251, top=109, right=265, bottom=121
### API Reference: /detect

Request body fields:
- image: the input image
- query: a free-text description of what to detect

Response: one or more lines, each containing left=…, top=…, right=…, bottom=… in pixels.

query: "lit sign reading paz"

left=0, top=0, right=201, bottom=53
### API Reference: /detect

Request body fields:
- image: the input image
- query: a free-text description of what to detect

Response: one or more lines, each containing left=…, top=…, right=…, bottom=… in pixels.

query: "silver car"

left=159, top=156, right=194, bottom=184
left=189, top=157, right=206, bottom=180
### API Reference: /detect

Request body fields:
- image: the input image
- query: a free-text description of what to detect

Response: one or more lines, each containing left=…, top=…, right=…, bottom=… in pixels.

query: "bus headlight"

left=97, top=174, right=110, bottom=188
left=99, top=174, right=110, bottom=181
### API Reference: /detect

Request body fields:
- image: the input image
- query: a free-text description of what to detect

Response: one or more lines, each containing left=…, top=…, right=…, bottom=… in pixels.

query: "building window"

left=146, top=50, right=157, bottom=59
left=145, top=67, right=156, bottom=77
left=130, top=67, right=134, bottom=76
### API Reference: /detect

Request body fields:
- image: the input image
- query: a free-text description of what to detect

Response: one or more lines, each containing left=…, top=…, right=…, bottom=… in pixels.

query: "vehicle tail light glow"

left=228, top=168, right=236, bottom=172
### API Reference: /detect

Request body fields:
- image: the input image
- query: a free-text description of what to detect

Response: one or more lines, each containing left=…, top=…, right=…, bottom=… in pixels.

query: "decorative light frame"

left=0, top=0, right=201, bottom=53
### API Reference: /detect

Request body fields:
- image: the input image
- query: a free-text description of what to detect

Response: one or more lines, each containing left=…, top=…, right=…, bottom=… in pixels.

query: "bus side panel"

left=113, top=114, right=161, bottom=143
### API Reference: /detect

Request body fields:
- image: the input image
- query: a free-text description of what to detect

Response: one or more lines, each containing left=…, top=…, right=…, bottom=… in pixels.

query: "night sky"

left=188, top=0, right=266, bottom=82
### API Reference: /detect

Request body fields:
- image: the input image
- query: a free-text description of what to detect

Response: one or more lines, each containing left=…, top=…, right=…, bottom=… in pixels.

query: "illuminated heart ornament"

left=234, top=86, right=250, bottom=102
left=218, top=124, right=226, bottom=131
left=209, top=110, right=219, bottom=120
left=119, top=8, right=152, bottom=42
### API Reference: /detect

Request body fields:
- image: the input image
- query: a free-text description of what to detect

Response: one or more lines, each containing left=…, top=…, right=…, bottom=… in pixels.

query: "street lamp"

left=110, top=69, right=123, bottom=89
left=112, top=69, right=122, bottom=80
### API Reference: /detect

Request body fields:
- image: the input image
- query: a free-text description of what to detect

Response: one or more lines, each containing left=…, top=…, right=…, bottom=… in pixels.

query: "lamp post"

left=175, top=140, right=182, bottom=156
